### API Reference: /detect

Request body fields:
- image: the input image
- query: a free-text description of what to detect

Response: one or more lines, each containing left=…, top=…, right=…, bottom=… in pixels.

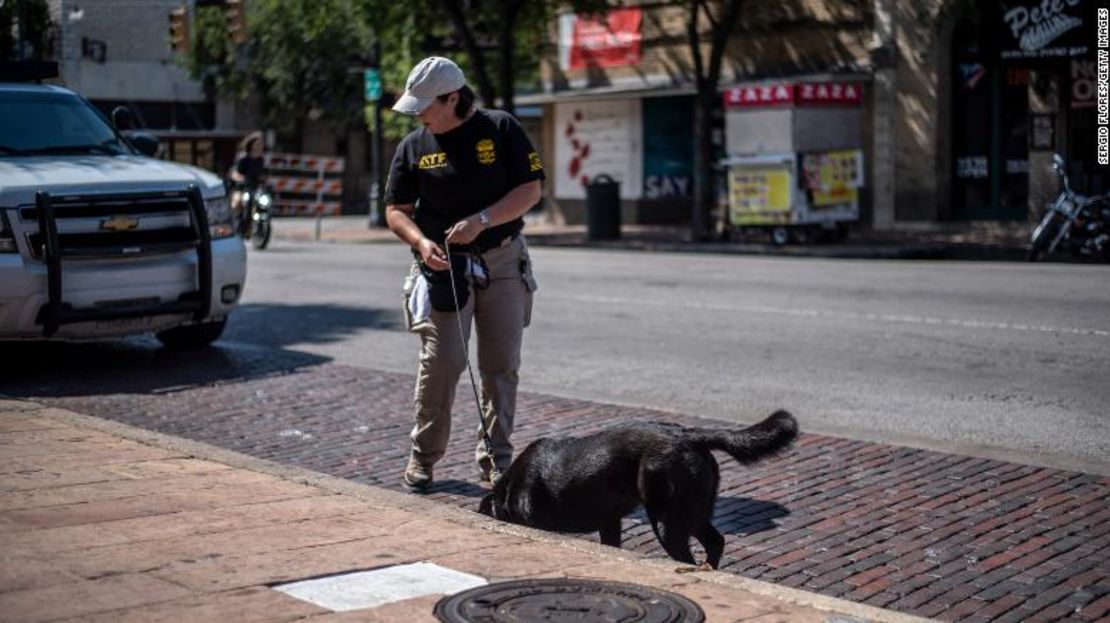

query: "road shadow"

left=0, top=302, right=404, bottom=399
left=0, top=299, right=404, bottom=395
left=224, top=303, right=403, bottom=347
left=712, top=496, right=790, bottom=536
left=0, top=338, right=329, bottom=398
left=427, top=479, right=490, bottom=500
left=618, top=496, right=786, bottom=538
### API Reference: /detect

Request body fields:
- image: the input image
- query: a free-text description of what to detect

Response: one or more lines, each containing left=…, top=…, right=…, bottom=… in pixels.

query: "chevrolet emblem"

left=100, top=215, right=140, bottom=232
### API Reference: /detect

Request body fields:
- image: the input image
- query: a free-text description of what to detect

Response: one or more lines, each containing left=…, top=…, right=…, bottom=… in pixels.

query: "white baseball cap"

left=391, top=57, right=466, bottom=115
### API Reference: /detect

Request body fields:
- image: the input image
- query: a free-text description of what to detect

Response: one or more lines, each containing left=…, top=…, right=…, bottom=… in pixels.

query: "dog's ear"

left=478, top=493, right=494, bottom=517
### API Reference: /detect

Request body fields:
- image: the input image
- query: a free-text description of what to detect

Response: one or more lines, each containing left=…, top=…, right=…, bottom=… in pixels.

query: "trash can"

left=585, top=174, right=621, bottom=240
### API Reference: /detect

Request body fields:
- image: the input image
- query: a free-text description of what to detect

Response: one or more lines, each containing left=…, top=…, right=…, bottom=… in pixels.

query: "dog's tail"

left=690, top=410, right=798, bottom=464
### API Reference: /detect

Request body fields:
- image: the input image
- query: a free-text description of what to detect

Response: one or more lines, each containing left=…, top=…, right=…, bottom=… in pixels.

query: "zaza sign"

left=722, top=81, right=863, bottom=108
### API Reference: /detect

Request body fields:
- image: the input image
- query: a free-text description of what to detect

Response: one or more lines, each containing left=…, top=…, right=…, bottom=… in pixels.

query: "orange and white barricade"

left=264, top=153, right=345, bottom=216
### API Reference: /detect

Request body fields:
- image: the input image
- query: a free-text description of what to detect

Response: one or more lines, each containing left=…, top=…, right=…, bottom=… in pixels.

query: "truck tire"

left=769, top=226, right=790, bottom=246
left=155, top=318, right=227, bottom=349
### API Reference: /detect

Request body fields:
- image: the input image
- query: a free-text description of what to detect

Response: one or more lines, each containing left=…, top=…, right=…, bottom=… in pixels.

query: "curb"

left=6, top=397, right=934, bottom=623
left=268, top=226, right=1029, bottom=262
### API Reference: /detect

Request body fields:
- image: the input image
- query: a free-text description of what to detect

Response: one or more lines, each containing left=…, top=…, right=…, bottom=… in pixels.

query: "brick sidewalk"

left=0, top=400, right=909, bottom=623
left=16, top=363, right=1109, bottom=622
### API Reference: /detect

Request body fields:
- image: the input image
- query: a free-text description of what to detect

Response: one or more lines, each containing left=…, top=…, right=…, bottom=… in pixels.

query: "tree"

left=184, top=0, right=609, bottom=145
left=0, top=0, right=53, bottom=62
left=437, top=0, right=606, bottom=115
left=186, top=0, right=378, bottom=150
left=687, top=0, right=744, bottom=241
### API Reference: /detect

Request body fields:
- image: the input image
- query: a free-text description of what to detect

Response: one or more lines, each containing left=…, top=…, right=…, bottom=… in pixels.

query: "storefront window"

left=950, top=0, right=1099, bottom=220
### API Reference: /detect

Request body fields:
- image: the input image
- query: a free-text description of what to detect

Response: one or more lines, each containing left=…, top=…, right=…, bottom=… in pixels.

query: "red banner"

left=795, top=81, right=863, bottom=105
left=723, top=83, right=795, bottom=108
left=568, top=8, right=642, bottom=70
left=723, top=81, right=864, bottom=108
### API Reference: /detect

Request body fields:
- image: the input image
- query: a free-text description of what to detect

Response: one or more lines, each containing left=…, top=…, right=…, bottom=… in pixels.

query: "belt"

left=471, top=230, right=520, bottom=253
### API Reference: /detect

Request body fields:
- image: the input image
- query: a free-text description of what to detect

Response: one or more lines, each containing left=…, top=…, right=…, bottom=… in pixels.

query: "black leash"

left=443, top=239, right=500, bottom=485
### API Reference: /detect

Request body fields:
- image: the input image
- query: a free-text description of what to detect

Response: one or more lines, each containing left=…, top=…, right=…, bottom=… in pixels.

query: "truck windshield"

left=0, top=92, right=132, bottom=157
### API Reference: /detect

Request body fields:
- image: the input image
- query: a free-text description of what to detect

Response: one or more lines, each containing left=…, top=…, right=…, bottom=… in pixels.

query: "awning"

left=515, top=83, right=696, bottom=105
left=518, top=71, right=873, bottom=106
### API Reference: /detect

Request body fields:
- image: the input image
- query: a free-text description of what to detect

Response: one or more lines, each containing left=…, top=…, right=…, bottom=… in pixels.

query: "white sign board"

left=553, top=99, right=643, bottom=200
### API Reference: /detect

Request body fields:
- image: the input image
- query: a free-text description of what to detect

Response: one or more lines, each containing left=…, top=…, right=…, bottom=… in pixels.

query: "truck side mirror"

left=125, top=131, right=161, bottom=157
left=111, top=105, right=135, bottom=130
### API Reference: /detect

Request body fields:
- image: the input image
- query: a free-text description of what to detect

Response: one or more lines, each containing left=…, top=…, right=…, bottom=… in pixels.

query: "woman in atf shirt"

left=383, top=56, right=544, bottom=493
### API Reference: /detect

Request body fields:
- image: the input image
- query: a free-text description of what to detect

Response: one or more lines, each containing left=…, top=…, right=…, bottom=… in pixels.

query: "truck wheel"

left=769, top=226, right=790, bottom=246
left=155, top=318, right=227, bottom=349
left=790, top=227, right=815, bottom=244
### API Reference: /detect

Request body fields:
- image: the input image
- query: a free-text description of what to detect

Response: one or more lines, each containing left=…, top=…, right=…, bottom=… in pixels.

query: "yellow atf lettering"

left=528, top=152, right=543, bottom=172
left=476, top=139, right=496, bottom=165
left=418, top=152, right=448, bottom=169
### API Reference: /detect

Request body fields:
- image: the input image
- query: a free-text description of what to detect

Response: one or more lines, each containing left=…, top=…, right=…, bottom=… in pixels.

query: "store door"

left=952, top=60, right=1031, bottom=221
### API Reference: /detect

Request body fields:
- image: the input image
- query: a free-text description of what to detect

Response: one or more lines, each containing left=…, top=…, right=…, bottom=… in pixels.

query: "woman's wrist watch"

left=477, top=209, right=491, bottom=229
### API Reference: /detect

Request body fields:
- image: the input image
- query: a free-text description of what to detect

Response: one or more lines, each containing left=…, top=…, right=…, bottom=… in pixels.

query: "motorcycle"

left=1028, top=154, right=1110, bottom=262
left=238, top=184, right=273, bottom=250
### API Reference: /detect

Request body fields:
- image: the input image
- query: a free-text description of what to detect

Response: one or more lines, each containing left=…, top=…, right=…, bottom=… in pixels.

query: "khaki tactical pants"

left=403, top=235, right=536, bottom=479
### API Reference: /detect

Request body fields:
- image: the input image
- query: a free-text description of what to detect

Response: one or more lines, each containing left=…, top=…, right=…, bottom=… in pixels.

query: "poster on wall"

left=554, top=99, right=643, bottom=200
left=1071, top=59, right=1095, bottom=109
left=558, top=8, right=643, bottom=71
left=642, top=97, right=693, bottom=199
left=1031, top=114, right=1055, bottom=150
left=727, top=165, right=793, bottom=225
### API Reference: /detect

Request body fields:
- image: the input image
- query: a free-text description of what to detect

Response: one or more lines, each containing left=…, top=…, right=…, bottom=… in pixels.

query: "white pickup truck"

left=0, top=82, right=246, bottom=347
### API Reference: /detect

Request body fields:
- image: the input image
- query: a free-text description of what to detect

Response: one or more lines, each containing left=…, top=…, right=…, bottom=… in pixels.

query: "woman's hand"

left=417, top=238, right=449, bottom=271
left=444, top=214, right=484, bottom=246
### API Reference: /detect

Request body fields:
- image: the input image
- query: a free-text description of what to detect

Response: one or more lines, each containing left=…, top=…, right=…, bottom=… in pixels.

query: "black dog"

left=478, top=410, right=798, bottom=568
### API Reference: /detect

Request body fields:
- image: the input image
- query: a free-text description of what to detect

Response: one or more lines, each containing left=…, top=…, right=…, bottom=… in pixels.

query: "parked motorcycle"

left=1028, top=154, right=1110, bottom=262
left=239, top=184, right=273, bottom=250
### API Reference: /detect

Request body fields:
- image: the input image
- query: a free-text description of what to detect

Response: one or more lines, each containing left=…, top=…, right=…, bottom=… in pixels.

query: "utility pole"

left=365, top=39, right=386, bottom=228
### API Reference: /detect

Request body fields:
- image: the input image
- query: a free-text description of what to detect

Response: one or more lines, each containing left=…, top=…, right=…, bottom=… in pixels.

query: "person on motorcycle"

left=229, top=131, right=267, bottom=233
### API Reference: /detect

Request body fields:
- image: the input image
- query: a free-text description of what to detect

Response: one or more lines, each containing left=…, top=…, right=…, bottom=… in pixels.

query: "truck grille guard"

left=33, top=185, right=212, bottom=337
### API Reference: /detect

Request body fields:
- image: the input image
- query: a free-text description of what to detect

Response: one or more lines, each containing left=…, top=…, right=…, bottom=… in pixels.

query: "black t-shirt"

left=384, top=108, right=545, bottom=247
left=234, top=155, right=266, bottom=187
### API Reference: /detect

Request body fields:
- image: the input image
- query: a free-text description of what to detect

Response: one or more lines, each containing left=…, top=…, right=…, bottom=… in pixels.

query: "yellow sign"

left=799, top=150, right=863, bottom=207
left=728, top=165, right=792, bottom=225
left=811, top=186, right=858, bottom=207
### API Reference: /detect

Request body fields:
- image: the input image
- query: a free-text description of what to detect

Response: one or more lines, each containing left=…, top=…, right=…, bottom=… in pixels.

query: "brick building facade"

left=528, top=0, right=1102, bottom=230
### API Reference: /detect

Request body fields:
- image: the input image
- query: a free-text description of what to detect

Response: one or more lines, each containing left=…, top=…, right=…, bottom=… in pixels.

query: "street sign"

left=364, top=69, right=382, bottom=102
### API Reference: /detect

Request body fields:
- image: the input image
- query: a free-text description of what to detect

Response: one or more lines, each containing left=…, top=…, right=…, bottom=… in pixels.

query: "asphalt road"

left=223, top=240, right=1110, bottom=474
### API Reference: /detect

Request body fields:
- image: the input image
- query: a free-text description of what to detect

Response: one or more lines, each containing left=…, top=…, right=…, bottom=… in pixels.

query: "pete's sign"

left=1000, top=0, right=1089, bottom=58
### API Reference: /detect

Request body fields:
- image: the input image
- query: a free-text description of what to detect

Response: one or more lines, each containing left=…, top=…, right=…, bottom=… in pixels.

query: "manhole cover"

left=434, top=578, right=705, bottom=622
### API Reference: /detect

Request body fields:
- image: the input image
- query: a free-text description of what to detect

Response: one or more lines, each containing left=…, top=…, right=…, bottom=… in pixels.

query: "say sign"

left=364, top=69, right=382, bottom=102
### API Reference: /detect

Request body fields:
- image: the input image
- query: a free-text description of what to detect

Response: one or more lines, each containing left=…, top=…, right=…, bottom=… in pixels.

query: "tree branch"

left=707, top=0, right=742, bottom=86
left=439, top=0, right=497, bottom=107
left=687, top=0, right=705, bottom=87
